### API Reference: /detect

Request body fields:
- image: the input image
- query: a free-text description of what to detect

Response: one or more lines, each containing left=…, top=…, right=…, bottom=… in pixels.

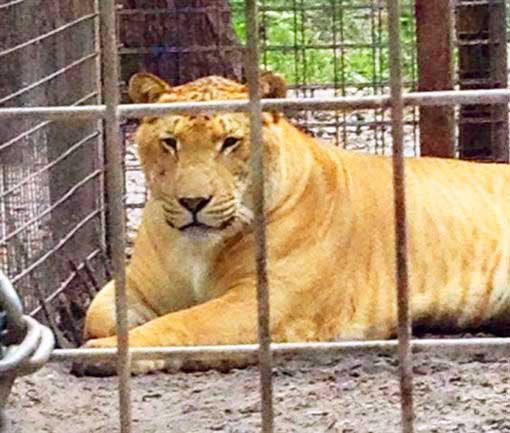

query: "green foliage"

left=230, top=1, right=417, bottom=88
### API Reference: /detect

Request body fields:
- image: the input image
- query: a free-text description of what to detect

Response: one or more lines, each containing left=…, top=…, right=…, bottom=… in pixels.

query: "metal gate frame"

left=2, top=1, right=510, bottom=432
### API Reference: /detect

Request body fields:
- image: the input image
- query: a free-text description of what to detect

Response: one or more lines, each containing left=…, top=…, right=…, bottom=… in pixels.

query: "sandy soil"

left=5, top=346, right=510, bottom=433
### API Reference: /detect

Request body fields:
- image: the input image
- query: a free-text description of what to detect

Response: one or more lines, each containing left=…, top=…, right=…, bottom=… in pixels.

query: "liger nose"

left=178, top=196, right=212, bottom=213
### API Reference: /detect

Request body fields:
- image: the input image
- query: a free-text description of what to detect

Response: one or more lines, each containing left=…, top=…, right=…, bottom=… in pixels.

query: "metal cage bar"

left=0, top=91, right=98, bottom=152
left=387, top=0, right=414, bottom=431
left=97, top=1, right=132, bottom=432
left=49, top=337, right=510, bottom=363
left=245, top=2, right=274, bottom=432
left=2, top=87, right=510, bottom=122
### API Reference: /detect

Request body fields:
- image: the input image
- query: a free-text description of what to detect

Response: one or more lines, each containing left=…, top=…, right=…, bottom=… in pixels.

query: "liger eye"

left=161, top=137, right=178, bottom=154
left=221, top=137, right=241, bottom=153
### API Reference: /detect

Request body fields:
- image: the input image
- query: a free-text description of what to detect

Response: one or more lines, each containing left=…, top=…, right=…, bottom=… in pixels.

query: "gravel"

left=6, top=346, right=510, bottom=433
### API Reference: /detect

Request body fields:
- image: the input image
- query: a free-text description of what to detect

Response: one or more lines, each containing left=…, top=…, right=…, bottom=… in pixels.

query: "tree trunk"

left=118, top=0, right=243, bottom=93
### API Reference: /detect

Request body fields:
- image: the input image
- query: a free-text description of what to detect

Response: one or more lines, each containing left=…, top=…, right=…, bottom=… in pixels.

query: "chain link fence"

left=0, top=0, right=108, bottom=348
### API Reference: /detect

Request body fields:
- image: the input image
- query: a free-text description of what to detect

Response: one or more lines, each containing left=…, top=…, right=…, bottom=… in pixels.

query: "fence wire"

left=231, top=0, right=419, bottom=153
left=1, top=1, right=510, bottom=433
left=245, top=2, right=274, bottom=431
left=97, top=0, right=132, bottom=431
left=0, top=0, right=107, bottom=348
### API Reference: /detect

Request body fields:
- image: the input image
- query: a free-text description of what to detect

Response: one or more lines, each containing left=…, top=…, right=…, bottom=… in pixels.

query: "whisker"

left=213, top=196, right=236, bottom=207
left=206, top=205, right=237, bottom=216
left=236, top=206, right=253, bottom=224
left=162, top=205, right=176, bottom=213
left=207, top=211, right=236, bottom=224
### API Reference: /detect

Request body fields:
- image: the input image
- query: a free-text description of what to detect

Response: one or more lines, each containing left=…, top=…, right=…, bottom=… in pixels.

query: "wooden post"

left=415, top=0, right=455, bottom=158
left=46, top=0, right=101, bottom=284
left=456, top=0, right=508, bottom=162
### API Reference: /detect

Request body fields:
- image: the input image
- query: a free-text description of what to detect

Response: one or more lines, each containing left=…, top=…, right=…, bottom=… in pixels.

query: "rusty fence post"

left=415, top=0, right=455, bottom=158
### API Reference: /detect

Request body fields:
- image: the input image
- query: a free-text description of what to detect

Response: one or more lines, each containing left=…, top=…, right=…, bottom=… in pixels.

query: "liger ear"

left=128, top=72, right=172, bottom=103
left=259, top=70, right=288, bottom=99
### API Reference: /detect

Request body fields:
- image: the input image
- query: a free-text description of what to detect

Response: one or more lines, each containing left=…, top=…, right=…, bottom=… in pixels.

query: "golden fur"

left=83, top=72, right=510, bottom=374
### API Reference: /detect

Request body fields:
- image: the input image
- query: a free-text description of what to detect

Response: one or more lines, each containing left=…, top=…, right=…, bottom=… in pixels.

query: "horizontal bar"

left=120, top=100, right=248, bottom=116
left=117, top=4, right=386, bottom=15
left=115, top=80, right=417, bottom=94
left=0, top=52, right=98, bottom=105
left=457, top=39, right=495, bottom=46
left=0, top=13, right=97, bottom=59
left=119, top=88, right=510, bottom=117
left=125, top=203, right=145, bottom=209
left=281, top=120, right=418, bottom=130
left=0, top=105, right=106, bottom=121
left=119, top=46, right=243, bottom=55
left=263, top=43, right=388, bottom=51
left=117, top=6, right=231, bottom=15
left=258, top=4, right=387, bottom=12
left=286, top=81, right=417, bottom=90
left=1, top=88, right=510, bottom=121
left=50, top=337, right=510, bottom=363
left=119, top=42, right=387, bottom=56
left=457, top=0, right=504, bottom=6
left=0, top=91, right=99, bottom=152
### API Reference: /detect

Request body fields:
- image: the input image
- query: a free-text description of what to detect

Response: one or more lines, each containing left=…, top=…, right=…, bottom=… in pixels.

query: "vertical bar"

left=331, top=0, right=341, bottom=147
left=370, top=0, right=380, bottom=154
left=386, top=0, right=415, bottom=432
left=98, top=1, right=133, bottom=433
left=244, top=1, right=274, bottom=433
left=415, top=0, right=455, bottom=157
left=94, top=0, right=107, bottom=254
left=408, top=2, right=419, bottom=156
left=292, top=0, right=300, bottom=90
left=299, top=0, right=308, bottom=129
left=377, top=2, right=387, bottom=154
left=337, top=0, right=348, bottom=147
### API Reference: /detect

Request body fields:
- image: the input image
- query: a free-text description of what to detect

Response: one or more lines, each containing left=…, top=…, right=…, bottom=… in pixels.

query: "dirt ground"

left=5, top=343, right=510, bottom=433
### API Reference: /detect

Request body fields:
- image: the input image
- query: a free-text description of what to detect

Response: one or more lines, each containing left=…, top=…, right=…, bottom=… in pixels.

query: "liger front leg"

left=84, top=283, right=295, bottom=373
left=74, top=274, right=160, bottom=376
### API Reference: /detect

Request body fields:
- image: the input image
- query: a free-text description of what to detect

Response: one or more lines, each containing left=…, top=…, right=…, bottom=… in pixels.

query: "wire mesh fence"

left=118, top=0, right=420, bottom=154
left=0, top=0, right=108, bottom=347
left=234, top=0, right=419, bottom=153
left=1, top=1, right=510, bottom=432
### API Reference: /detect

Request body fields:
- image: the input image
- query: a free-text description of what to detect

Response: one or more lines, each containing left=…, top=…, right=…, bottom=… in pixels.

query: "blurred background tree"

left=118, top=0, right=244, bottom=89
